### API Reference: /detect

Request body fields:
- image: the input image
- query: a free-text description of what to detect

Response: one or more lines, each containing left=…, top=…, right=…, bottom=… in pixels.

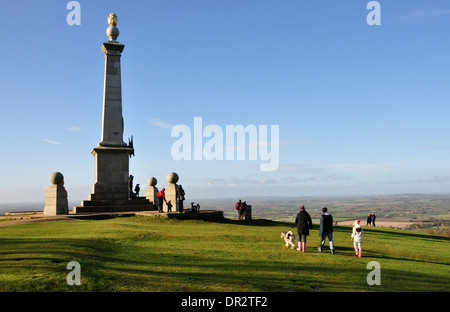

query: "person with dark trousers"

left=128, top=175, right=134, bottom=199
left=177, top=185, right=185, bottom=213
left=371, top=213, right=376, bottom=227
left=366, top=214, right=372, bottom=226
left=156, top=188, right=167, bottom=213
left=134, top=184, right=140, bottom=198
left=239, top=201, right=248, bottom=220
left=295, top=205, right=313, bottom=252
left=318, top=207, right=335, bottom=254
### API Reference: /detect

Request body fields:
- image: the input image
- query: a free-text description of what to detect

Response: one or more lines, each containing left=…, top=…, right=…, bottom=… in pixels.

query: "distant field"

left=195, top=194, right=450, bottom=235
left=0, top=215, right=449, bottom=292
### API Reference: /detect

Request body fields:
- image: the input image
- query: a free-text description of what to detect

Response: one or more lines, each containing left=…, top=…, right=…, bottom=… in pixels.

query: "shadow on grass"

left=217, top=218, right=289, bottom=227
left=1, top=233, right=449, bottom=291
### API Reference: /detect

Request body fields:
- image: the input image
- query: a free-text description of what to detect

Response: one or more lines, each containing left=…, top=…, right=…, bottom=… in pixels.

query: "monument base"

left=73, top=197, right=156, bottom=213
left=73, top=143, right=158, bottom=213
left=44, top=184, right=69, bottom=216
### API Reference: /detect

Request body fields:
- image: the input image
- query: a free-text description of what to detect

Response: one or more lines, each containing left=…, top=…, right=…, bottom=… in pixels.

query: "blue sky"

left=1, top=0, right=450, bottom=204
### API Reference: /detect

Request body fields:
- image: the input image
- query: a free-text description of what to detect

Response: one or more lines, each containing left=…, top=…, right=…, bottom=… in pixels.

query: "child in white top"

left=351, top=220, right=363, bottom=257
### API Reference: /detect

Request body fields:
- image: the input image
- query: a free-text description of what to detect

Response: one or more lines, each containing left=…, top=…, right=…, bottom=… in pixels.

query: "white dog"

left=281, top=230, right=295, bottom=249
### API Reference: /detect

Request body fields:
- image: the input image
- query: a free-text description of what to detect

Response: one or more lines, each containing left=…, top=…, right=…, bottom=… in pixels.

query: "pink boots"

left=297, top=242, right=306, bottom=252
left=354, top=247, right=362, bottom=257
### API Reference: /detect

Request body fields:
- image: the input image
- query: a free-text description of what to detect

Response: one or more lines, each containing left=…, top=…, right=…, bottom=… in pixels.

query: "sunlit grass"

left=0, top=216, right=448, bottom=291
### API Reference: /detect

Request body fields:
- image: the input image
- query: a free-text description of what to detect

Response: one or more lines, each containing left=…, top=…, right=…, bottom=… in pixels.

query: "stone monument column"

left=74, top=14, right=155, bottom=213
left=91, top=13, right=134, bottom=201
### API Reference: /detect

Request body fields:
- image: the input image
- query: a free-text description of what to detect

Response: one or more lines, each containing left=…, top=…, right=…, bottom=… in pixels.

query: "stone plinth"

left=163, top=172, right=179, bottom=212
left=245, top=205, right=252, bottom=221
left=44, top=172, right=68, bottom=216
left=145, top=177, right=158, bottom=205
left=163, top=183, right=178, bottom=212
left=91, top=145, right=133, bottom=200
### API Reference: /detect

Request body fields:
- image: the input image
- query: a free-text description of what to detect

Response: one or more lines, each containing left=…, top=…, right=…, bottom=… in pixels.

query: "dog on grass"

left=281, top=230, right=295, bottom=249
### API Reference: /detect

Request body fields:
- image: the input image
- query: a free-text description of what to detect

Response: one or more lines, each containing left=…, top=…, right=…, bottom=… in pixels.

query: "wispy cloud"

left=327, top=163, right=400, bottom=173
left=205, top=176, right=278, bottom=187
left=42, top=138, right=61, bottom=145
left=415, top=145, right=450, bottom=150
left=399, top=9, right=450, bottom=20
left=65, top=126, right=81, bottom=132
left=251, top=140, right=315, bottom=148
left=147, top=119, right=174, bottom=129
left=380, top=174, right=450, bottom=185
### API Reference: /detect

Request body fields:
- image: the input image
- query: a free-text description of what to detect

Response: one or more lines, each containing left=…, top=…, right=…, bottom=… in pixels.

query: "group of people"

left=294, top=205, right=364, bottom=257
left=128, top=175, right=187, bottom=213
left=156, top=185, right=186, bottom=213
left=366, top=213, right=376, bottom=227
left=127, top=175, right=141, bottom=199
left=234, top=199, right=248, bottom=220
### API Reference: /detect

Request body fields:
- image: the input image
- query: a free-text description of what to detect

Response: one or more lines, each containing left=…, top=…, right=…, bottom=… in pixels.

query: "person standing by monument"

left=128, top=175, right=134, bottom=199
left=134, top=184, right=140, bottom=198
left=235, top=199, right=242, bottom=217
left=239, top=201, right=248, bottom=220
left=156, top=188, right=167, bottom=213
left=295, top=205, right=313, bottom=252
left=177, top=185, right=185, bottom=213
left=318, top=207, right=335, bottom=254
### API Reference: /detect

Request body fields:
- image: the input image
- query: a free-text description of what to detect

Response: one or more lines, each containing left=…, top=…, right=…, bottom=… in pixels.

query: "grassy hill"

left=0, top=215, right=449, bottom=292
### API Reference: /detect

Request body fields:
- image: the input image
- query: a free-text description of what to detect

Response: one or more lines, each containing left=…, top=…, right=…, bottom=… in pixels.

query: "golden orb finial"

left=108, top=13, right=118, bottom=26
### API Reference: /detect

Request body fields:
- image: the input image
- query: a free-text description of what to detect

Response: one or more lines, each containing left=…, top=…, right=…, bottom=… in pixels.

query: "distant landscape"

left=192, top=194, right=450, bottom=235
left=1, top=193, right=449, bottom=235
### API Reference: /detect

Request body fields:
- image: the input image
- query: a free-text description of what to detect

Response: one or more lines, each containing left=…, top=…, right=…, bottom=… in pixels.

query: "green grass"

left=0, top=216, right=449, bottom=292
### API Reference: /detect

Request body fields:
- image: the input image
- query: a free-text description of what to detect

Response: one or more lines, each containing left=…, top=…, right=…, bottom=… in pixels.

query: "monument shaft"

left=100, top=42, right=126, bottom=147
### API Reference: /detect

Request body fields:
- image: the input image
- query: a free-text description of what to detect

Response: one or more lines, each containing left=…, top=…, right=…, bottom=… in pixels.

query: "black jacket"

left=319, top=213, right=333, bottom=235
left=295, top=211, right=313, bottom=236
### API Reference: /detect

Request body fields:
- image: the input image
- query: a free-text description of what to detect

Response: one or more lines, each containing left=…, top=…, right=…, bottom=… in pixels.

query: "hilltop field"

left=0, top=213, right=448, bottom=293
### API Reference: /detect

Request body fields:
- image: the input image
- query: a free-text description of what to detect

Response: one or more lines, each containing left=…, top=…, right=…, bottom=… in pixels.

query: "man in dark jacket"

left=295, top=205, right=313, bottom=252
left=128, top=175, right=134, bottom=199
left=318, top=207, right=335, bottom=254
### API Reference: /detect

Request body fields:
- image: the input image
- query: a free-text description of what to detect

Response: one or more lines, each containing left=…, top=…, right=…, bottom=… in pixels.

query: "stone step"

left=73, top=204, right=157, bottom=214
left=81, top=197, right=151, bottom=207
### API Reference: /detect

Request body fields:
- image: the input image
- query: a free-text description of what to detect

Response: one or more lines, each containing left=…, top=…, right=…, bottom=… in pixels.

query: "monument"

left=74, top=14, right=155, bottom=213
left=44, top=172, right=69, bottom=216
